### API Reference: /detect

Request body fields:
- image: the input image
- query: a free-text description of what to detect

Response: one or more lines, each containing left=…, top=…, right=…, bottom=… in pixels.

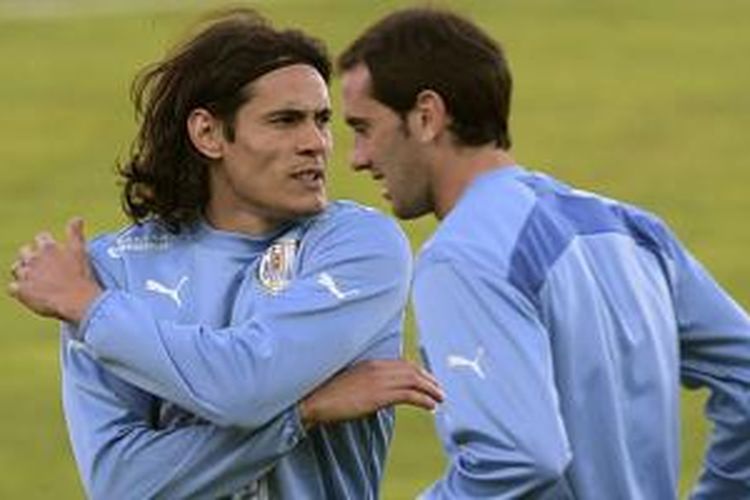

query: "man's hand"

left=299, top=359, right=444, bottom=429
left=8, top=217, right=102, bottom=323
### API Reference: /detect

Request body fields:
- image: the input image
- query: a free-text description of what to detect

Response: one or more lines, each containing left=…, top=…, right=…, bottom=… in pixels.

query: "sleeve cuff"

left=282, top=404, right=308, bottom=448
left=76, top=289, right=117, bottom=341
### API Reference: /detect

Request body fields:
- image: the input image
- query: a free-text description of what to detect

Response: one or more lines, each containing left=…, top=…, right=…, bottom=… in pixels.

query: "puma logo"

left=317, top=272, right=360, bottom=300
left=145, top=276, right=188, bottom=307
left=446, top=347, right=486, bottom=379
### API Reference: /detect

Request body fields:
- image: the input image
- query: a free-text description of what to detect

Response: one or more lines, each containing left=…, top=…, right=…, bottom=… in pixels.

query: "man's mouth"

left=291, top=168, right=325, bottom=189
left=373, top=174, right=390, bottom=200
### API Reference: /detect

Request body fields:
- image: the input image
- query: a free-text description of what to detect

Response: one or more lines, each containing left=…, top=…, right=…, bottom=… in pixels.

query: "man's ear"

left=187, top=108, right=224, bottom=160
left=408, top=89, right=449, bottom=143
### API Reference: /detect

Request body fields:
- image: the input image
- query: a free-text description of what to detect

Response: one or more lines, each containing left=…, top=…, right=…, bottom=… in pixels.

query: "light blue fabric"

left=62, top=201, right=411, bottom=499
left=415, top=166, right=750, bottom=499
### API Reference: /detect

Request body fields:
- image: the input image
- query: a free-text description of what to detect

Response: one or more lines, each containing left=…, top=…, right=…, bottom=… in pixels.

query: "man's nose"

left=350, top=143, right=372, bottom=172
left=298, top=123, right=331, bottom=156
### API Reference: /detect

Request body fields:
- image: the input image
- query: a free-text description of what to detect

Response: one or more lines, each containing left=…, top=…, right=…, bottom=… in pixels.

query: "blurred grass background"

left=0, top=0, right=748, bottom=498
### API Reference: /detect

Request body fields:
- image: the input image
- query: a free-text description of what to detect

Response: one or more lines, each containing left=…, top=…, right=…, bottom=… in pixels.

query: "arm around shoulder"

left=79, top=207, right=413, bottom=429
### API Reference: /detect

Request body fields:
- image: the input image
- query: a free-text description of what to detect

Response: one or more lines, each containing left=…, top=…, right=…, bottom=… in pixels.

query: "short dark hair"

left=338, top=8, right=511, bottom=149
left=119, top=8, right=331, bottom=233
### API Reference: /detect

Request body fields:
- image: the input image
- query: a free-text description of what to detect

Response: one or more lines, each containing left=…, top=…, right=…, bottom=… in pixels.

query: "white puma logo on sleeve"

left=145, top=276, right=188, bottom=307
left=447, top=347, right=486, bottom=379
left=317, top=272, right=360, bottom=300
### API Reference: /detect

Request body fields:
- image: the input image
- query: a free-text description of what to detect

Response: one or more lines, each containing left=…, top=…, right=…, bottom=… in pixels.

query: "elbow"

left=452, top=447, right=571, bottom=498
left=531, top=446, right=571, bottom=485
left=519, top=422, right=572, bottom=486
left=521, top=441, right=572, bottom=491
left=87, top=480, right=120, bottom=500
left=81, top=455, right=117, bottom=500
left=85, top=462, right=169, bottom=500
left=83, top=449, right=159, bottom=500
left=507, top=430, right=574, bottom=483
left=458, top=442, right=572, bottom=495
left=85, top=469, right=138, bottom=500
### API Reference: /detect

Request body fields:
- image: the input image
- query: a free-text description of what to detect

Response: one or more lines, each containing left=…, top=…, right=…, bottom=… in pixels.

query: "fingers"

left=19, top=244, right=34, bottom=265
left=9, top=223, right=84, bottom=284
left=370, top=376, right=443, bottom=411
left=7, top=279, right=20, bottom=298
left=357, top=359, right=445, bottom=409
left=66, top=217, right=86, bottom=253
left=9, top=260, right=26, bottom=282
left=11, top=236, right=54, bottom=279
left=392, top=389, right=442, bottom=412
left=35, top=231, right=55, bottom=249
left=9, top=232, right=56, bottom=299
left=376, top=359, right=445, bottom=403
left=415, top=371, right=445, bottom=404
left=406, top=365, right=445, bottom=405
left=10, top=245, right=34, bottom=282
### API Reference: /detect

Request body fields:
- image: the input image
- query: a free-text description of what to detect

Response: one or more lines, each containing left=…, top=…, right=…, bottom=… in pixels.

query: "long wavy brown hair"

left=119, top=8, right=331, bottom=233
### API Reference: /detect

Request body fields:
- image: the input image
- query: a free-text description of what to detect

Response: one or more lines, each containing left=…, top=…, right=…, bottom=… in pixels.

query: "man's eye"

left=272, top=115, right=299, bottom=125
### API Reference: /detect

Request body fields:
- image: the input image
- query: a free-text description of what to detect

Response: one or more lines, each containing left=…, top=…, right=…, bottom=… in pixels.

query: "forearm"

left=80, top=282, right=403, bottom=429
left=683, top=366, right=750, bottom=497
left=63, top=335, right=305, bottom=499
left=297, top=359, right=443, bottom=429
left=676, top=248, right=750, bottom=495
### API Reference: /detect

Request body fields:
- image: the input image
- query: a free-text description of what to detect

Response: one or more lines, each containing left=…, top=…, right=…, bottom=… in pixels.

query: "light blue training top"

left=61, top=200, right=412, bottom=499
left=415, top=166, right=750, bottom=499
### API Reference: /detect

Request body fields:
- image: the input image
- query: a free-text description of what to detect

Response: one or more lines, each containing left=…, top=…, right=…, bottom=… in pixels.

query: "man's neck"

left=431, top=146, right=515, bottom=219
left=203, top=204, right=284, bottom=236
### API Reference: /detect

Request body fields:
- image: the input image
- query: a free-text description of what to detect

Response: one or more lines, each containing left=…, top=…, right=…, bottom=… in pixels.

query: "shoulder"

left=86, top=220, right=192, bottom=287
left=286, top=201, right=412, bottom=282
left=303, top=200, right=410, bottom=255
left=609, top=201, right=680, bottom=259
left=312, top=200, right=405, bottom=232
left=419, top=168, right=539, bottom=277
left=88, top=220, right=190, bottom=261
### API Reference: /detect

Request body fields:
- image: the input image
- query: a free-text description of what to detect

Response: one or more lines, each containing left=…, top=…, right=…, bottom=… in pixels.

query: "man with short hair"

left=339, top=7, right=750, bottom=499
left=9, top=9, right=441, bottom=499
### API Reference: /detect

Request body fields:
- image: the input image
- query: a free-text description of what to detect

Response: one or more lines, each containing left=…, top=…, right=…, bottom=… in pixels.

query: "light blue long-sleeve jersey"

left=415, top=166, right=750, bottom=499
left=62, top=201, right=412, bottom=499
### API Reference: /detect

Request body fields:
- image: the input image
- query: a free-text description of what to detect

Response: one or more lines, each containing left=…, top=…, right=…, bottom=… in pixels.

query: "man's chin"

left=391, top=206, right=418, bottom=221
left=391, top=201, right=430, bottom=221
left=296, top=197, right=328, bottom=217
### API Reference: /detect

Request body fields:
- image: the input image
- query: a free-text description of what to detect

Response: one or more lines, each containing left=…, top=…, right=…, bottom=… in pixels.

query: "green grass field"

left=1, top=1, right=748, bottom=498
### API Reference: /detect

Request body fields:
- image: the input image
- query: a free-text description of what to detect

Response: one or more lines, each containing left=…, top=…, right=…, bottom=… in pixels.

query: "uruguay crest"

left=257, top=238, right=298, bottom=294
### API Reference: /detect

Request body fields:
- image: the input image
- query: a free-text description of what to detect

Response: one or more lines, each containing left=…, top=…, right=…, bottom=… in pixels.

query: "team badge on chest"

left=257, top=238, right=298, bottom=294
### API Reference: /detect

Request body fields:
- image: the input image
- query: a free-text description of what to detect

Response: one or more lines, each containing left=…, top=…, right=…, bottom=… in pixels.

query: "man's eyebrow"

left=345, top=116, right=368, bottom=127
left=265, top=105, right=331, bottom=117
left=315, top=107, right=332, bottom=117
left=265, top=107, right=306, bottom=117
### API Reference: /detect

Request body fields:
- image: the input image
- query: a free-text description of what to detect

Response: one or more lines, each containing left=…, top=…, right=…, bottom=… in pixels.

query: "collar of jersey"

left=193, top=218, right=296, bottom=255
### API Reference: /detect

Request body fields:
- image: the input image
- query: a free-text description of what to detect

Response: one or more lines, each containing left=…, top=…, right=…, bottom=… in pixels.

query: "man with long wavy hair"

left=9, top=9, right=441, bottom=499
